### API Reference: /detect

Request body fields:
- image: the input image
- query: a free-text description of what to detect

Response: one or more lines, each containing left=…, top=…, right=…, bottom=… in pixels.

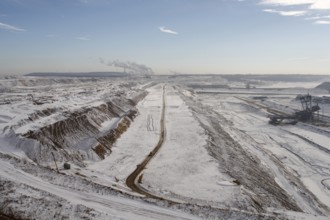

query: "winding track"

left=126, top=85, right=168, bottom=200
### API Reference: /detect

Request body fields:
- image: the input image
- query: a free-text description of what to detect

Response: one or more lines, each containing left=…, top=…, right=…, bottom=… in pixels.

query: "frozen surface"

left=0, top=77, right=140, bottom=135
left=142, top=86, right=243, bottom=206
left=259, top=81, right=322, bottom=89
left=197, top=92, right=330, bottom=215
left=2, top=76, right=330, bottom=219
left=0, top=157, right=200, bottom=220
left=82, top=85, right=163, bottom=189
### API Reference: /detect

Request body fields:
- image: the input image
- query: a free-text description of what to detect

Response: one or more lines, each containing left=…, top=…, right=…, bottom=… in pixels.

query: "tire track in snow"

left=237, top=96, right=330, bottom=166
left=234, top=96, right=292, bottom=117
left=284, top=129, right=330, bottom=155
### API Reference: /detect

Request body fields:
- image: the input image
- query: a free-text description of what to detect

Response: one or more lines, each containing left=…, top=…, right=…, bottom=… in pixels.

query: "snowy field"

left=1, top=76, right=330, bottom=219
left=198, top=94, right=330, bottom=211
left=142, top=86, right=245, bottom=206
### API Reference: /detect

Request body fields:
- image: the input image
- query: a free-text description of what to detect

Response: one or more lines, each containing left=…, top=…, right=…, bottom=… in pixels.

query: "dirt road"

left=126, top=85, right=167, bottom=199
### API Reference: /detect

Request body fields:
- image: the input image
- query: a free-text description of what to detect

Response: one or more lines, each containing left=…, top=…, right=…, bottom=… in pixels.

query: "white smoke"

left=99, top=58, right=154, bottom=75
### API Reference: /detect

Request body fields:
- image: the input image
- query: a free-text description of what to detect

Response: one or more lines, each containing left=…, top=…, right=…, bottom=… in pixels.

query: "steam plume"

left=99, top=58, right=154, bottom=75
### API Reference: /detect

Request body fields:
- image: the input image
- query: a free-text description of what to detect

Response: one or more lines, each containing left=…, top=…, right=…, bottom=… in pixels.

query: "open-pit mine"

left=1, top=74, right=330, bottom=220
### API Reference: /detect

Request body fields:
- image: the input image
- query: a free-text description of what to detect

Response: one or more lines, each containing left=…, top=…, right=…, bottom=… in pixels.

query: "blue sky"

left=1, top=0, right=330, bottom=75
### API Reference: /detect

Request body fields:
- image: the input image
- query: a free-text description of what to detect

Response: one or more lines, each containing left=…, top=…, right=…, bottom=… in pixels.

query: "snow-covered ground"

left=2, top=76, right=330, bottom=219
left=0, top=153, right=200, bottom=220
left=142, top=86, right=245, bottom=206
left=194, top=91, right=330, bottom=216
left=80, top=84, right=164, bottom=192
left=0, top=77, right=148, bottom=166
left=258, top=81, right=322, bottom=89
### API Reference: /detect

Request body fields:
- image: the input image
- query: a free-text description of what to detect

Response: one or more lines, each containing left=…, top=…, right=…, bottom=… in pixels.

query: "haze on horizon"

left=1, top=0, right=330, bottom=75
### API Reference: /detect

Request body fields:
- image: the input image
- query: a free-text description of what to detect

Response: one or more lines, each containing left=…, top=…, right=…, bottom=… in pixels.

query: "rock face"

left=20, top=94, right=146, bottom=167
left=0, top=76, right=148, bottom=167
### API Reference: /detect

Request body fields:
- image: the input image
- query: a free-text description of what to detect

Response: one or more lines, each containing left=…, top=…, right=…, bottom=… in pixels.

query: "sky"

left=1, top=0, right=330, bottom=75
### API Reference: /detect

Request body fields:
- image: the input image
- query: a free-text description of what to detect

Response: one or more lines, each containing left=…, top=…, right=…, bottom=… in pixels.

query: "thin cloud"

left=0, top=22, right=25, bottom=32
left=314, top=20, right=330, bottom=24
left=263, top=9, right=307, bottom=16
left=76, top=36, right=90, bottom=41
left=305, top=15, right=330, bottom=20
left=305, top=16, right=322, bottom=20
left=310, top=1, right=330, bottom=10
left=256, top=0, right=330, bottom=26
left=159, top=27, right=178, bottom=35
left=260, top=0, right=315, bottom=6
left=260, top=0, right=330, bottom=10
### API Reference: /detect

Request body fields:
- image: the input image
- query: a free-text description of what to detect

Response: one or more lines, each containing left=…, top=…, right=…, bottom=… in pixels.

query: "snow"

left=303, top=178, right=330, bottom=208
left=2, top=76, right=330, bottom=219
left=285, top=125, right=330, bottom=152
left=99, top=118, right=120, bottom=132
left=81, top=85, right=163, bottom=190
left=142, top=86, right=242, bottom=206
left=259, top=82, right=321, bottom=89
left=0, top=77, right=140, bottom=135
left=0, top=158, right=200, bottom=220
left=196, top=92, right=330, bottom=215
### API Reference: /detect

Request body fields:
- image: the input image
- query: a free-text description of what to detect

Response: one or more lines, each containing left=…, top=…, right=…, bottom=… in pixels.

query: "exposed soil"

left=93, top=117, right=134, bottom=159
left=20, top=92, right=146, bottom=166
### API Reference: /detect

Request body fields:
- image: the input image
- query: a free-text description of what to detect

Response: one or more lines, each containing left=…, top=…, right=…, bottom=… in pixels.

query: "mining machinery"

left=269, top=94, right=320, bottom=125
